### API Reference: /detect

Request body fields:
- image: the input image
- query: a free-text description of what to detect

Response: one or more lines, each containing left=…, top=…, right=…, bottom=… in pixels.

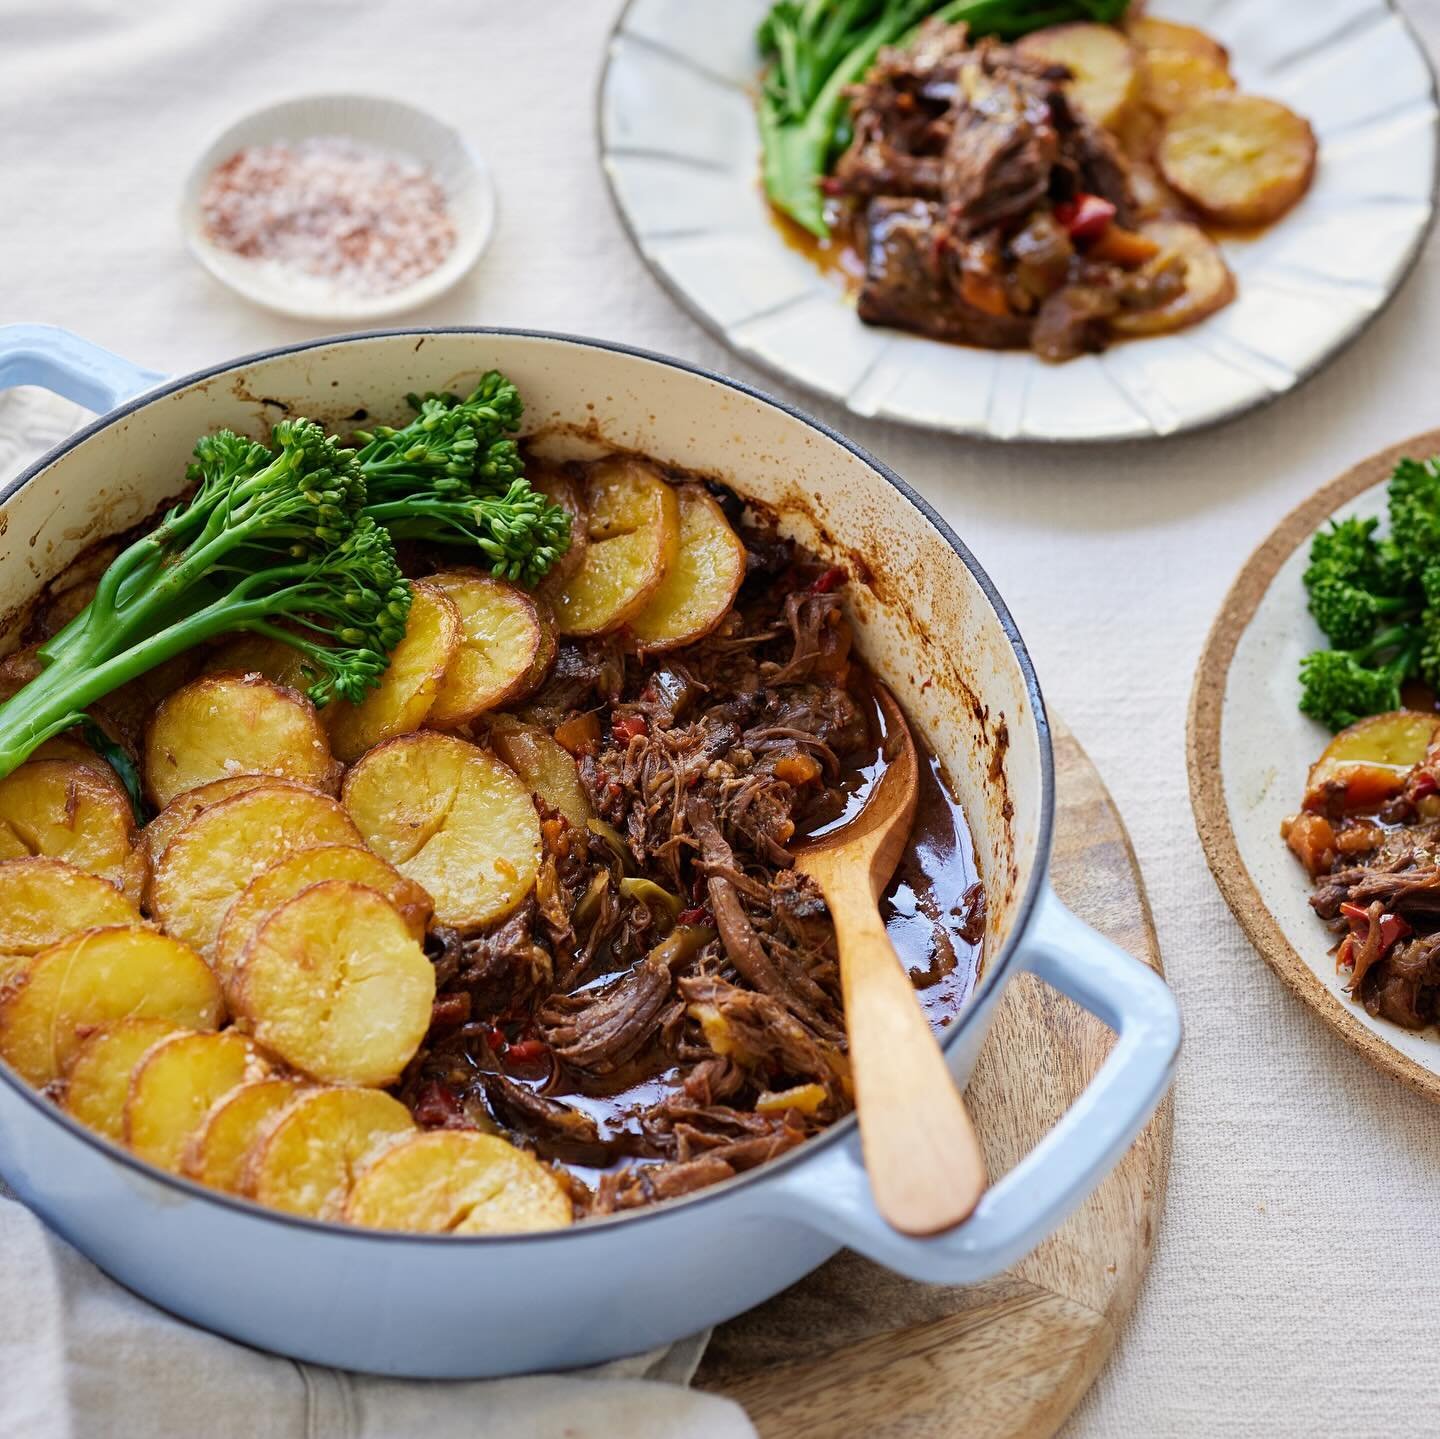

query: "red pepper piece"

left=1412, top=772, right=1438, bottom=801
left=505, top=1038, right=548, bottom=1063
left=1339, top=902, right=1412, bottom=953
left=1055, top=193, right=1117, bottom=242
left=808, top=566, right=847, bottom=595
left=612, top=714, right=648, bottom=744
left=677, top=905, right=712, bottom=926
left=413, top=1081, right=464, bottom=1129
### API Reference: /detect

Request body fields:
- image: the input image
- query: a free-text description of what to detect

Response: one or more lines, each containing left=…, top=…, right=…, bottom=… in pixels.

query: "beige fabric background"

left=4, top=1, right=1440, bottom=1434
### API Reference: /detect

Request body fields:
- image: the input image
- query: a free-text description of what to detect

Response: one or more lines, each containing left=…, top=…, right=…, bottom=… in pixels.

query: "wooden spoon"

left=792, top=685, right=988, bottom=1236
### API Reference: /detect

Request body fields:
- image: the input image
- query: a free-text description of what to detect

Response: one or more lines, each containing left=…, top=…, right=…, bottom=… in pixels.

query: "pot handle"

left=779, top=885, right=1180, bottom=1284
left=0, top=324, right=166, bottom=414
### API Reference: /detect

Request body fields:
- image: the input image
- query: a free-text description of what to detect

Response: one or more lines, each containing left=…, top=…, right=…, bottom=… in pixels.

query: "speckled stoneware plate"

left=1190, top=430, right=1440, bottom=1100
left=600, top=0, right=1438, bottom=443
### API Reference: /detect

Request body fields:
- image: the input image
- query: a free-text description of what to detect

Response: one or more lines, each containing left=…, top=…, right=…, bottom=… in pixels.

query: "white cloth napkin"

left=0, top=386, right=755, bottom=1439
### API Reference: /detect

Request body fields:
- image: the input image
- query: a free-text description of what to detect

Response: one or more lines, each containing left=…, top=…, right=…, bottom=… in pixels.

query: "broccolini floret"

left=353, top=376, right=570, bottom=587
left=1299, top=627, right=1420, bottom=732
left=1303, top=517, right=1412, bottom=648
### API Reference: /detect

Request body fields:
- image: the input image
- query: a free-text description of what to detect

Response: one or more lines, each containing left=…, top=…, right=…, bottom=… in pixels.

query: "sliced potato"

left=231, top=882, right=434, bottom=1087
left=248, top=1086, right=414, bottom=1217
left=1015, top=22, right=1139, bottom=129
left=488, top=717, right=592, bottom=831
left=0, top=857, right=141, bottom=986
left=144, top=672, right=341, bottom=810
left=214, top=843, right=432, bottom=991
left=630, top=486, right=746, bottom=652
left=542, top=457, right=680, bottom=637
left=343, top=732, right=541, bottom=929
left=1158, top=93, right=1317, bottom=228
left=530, top=464, right=588, bottom=589
left=1125, top=16, right=1228, bottom=67
left=1303, top=711, right=1440, bottom=813
left=0, top=926, right=223, bottom=1086
left=184, top=1076, right=304, bottom=1193
left=150, top=782, right=362, bottom=956
left=1110, top=219, right=1235, bottom=337
left=124, top=1029, right=269, bottom=1172
left=345, top=1130, right=572, bottom=1234
left=0, top=760, right=142, bottom=901
left=524, top=598, right=558, bottom=695
left=29, top=734, right=126, bottom=794
left=206, top=633, right=323, bottom=694
left=1141, top=48, right=1234, bottom=118
left=324, top=581, right=462, bottom=763
left=424, top=572, right=544, bottom=728
left=141, top=772, right=274, bottom=861
left=63, top=1018, right=183, bottom=1141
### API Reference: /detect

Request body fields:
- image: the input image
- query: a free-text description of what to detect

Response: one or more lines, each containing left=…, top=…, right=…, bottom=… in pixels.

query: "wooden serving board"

left=695, top=719, right=1171, bottom=1438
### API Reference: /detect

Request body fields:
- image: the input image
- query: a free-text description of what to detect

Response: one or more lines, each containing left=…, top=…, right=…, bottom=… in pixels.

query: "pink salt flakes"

left=199, top=136, right=457, bottom=296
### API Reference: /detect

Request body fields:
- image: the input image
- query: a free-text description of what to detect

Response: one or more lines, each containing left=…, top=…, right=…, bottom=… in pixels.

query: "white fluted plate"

left=600, top=0, right=1438, bottom=442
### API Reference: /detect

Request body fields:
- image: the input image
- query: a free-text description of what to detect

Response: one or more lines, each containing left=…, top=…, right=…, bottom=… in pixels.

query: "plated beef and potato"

left=0, top=379, right=984, bottom=1233
left=761, top=5, right=1315, bottom=362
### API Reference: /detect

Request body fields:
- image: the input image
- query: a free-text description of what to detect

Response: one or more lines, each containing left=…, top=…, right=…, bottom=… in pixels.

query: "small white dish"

left=180, top=93, right=496, bottom=323
left=600, top=0, right=1439, bottom=443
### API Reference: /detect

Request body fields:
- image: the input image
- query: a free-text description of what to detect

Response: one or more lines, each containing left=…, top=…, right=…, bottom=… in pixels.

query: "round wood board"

left=1188, top=427, right=1440, bottom=1103
left=694, top=718, right=1171, bottom=1438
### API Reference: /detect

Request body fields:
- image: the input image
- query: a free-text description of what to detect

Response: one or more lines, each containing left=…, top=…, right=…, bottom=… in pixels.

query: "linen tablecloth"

left=5, top=2, right=1440, bottom=1434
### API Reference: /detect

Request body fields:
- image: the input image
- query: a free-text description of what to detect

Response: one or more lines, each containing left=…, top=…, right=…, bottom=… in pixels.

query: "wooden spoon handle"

left=827, top=883, right=988, bottom=1236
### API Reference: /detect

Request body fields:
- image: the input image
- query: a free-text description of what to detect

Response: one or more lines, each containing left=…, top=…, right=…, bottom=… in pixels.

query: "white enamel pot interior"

left=0, top=325, right=1180, bottom=1378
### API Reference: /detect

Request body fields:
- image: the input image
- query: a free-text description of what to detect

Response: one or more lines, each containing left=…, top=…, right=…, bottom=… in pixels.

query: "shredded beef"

left=831, top=21, right=1193, bottom=360
left=398, top=462, right=983, bottom=1217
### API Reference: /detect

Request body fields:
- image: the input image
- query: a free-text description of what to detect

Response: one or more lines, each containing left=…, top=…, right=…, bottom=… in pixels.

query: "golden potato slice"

left=524, top=598, right=558, bottom=696
left=29, top=734, right=126, bottom=795
left=488, top=717, right=592, bottom=831
left=1303, top=711, right=1440, bottom=813
left=141, top=773, right=273, bottom=870
left=1159, top=93, right=1317, bottom=228
left=345, top=1130, right=572, bottom=1234
left=542, top=458, right=680, bottom=637
left=63, top=1018, right=182, bottom=1142
left=214, top=843, right=431, bottom=991
left=324, top=581, right=462, bottom=763
left=0, top=926, right=222, bottom=1086
left=1125, top=16, right=1228, bottom=67
left=630, top=486, right=746, bottom=652
left=205, top=633, right=323, bottom=694
left=124, top=1029, right=269, bottom=1172
left=424, top=572, right=545, bottom=728
left=0, top=857, right=141, bottom=987
left=248, top=1086, right=414, bottom=1217
left=230, top=882, right=434, bottom=1087
left=530, top=464, right=588, bottom=589
left=183, top=1076, right=304, bottom=1192
left=0, top=760, right=142, bottom=901
left=144, top=673, right=341, bottom=810
left=343, top=732, right=541, bottom=929
left=1141, top=48, right=1234, bottom=118
left=1015, top=23, right=1139, bottom=129
left=150, top=782, right=362, bottom=956
left=1110, top=220, right=1236, bottom=336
